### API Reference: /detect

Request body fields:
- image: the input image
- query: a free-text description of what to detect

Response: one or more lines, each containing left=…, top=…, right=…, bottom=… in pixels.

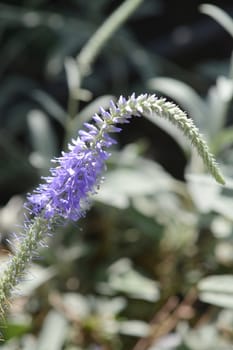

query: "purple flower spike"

left=27, top=92, right=225, bottom=223
left=27, top=142, right=109, bottom=221
left=27, top=94, right=153, bottom=222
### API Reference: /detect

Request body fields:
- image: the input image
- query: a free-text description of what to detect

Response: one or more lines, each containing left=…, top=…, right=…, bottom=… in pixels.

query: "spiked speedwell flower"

left=27, top=93, right=225, bottom=222
left=0, top=93, right=225, bottom=319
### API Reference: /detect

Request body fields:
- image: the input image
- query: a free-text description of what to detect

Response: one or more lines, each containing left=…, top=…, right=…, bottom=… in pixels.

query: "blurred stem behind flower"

left=77, top=0, right=144, bottom=77
left=0, top=93, right=225, bottom=319
left=67, top=0, right=144, bottom=125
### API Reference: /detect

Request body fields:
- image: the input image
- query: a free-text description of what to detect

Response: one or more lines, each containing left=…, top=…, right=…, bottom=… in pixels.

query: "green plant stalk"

left=66, top=0, right=143, bottom=142
left=77, top=0, right=144, bottom=76
left=0, top=217, right=49, bottom=317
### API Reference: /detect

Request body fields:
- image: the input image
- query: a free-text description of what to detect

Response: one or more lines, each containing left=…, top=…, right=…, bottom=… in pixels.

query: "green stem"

left=0, top=217, right=49, bottom=317
left=77, top=0, right=144, bottom=77
left=65, top=0, right=143, bottom=142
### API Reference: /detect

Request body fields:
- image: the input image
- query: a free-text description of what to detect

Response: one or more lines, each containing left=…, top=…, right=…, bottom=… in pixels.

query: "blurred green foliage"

left=0, top=1, right=233, bottom=350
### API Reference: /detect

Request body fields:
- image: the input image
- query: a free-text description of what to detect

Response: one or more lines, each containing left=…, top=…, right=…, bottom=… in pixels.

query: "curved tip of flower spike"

left=209, top=158, right=225, bottom=185
left=215, top=171, right=225, bottom=185
left=204, top=159, right=225, bottom=185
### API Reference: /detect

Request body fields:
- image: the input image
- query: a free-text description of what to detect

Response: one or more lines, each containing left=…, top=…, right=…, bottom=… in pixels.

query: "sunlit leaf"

left=36, top=310, right=68, bottom=350
left=200, top=4, right=233, bottom=38
left=97, top=148, right=176, bottom=209
left=32, top=90, right=66, bottom=126
left=103, top=258, right=160, bottom=302
left=198, top=275, right=233, bottom=308
left=186, top=173, right=222, bottom=213
left=27, top=109, right=58, bottom=172
left=119, top=320, right=150, bottom=337
left=17, top=264, right=56, bottom=296
left=207, top=76, right=233, bottom=139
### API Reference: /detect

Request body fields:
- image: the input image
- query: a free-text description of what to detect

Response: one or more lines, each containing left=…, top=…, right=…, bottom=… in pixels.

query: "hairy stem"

left=0, top=217, right=49, bottom=317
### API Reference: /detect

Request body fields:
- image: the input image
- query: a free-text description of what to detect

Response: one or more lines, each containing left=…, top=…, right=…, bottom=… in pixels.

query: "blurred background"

left=0, top=0, right=233, bottom=349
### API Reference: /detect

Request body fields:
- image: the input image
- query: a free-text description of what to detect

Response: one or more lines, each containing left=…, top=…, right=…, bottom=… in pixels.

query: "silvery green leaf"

left=186, top=174, right=222, bottom=213
left=198, top=275, right=233, bottom=309
left=207, top=76, right=233, bottom=138
left=64, top=56, right=81, bottom=93
left=212, top=195, right=233, bottom=221
left=62, top=293, right=90, bottom=319
left=119, top=320, right=150, bottom=337
left=105, top=258, right=160, bottom=302
left=200, top=4, right=233, bottom=38
left=32, top=90, right=66, bottom=126
left=36, top=310, right=68, bottom=350
left=16, top=264, right=56, bottom=297
left=97, top=152, right=176, bottom=209
left=148, top=333, right=182, bottom=350
left=27, top=109, right=58, bottom=172
left=184, top=324, right=231, bottom=350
